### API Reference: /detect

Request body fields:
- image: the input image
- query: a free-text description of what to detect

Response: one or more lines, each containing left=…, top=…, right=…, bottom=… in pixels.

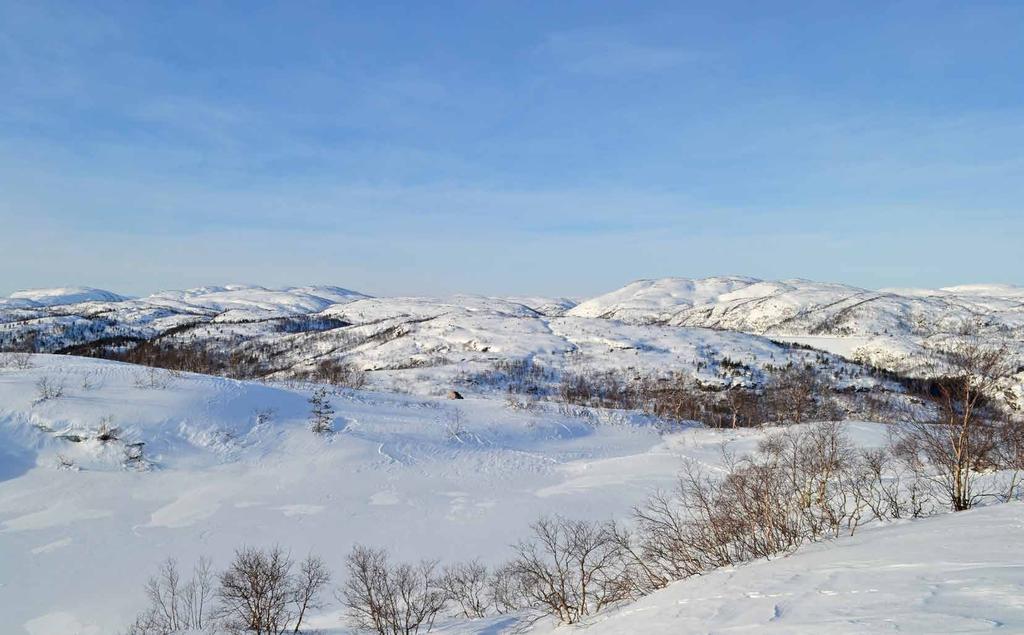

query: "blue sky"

left=1, top=1, right=1022, bottom=297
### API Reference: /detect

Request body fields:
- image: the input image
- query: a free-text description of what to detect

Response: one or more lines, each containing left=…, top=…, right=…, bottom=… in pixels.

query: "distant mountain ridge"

left=1, top=277, right=1021, bottom=403
left=570, top=276, right=1024, bottom=333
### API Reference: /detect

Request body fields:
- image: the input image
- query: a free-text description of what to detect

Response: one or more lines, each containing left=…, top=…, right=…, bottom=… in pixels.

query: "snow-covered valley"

left=0, top=355, right=728, bottom=632
left=2, top=278, right=1023, bottom=634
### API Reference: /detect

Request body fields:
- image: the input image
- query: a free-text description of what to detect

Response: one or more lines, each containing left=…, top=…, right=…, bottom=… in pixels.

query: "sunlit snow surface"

left=2, top=355, right=1021, bottom=633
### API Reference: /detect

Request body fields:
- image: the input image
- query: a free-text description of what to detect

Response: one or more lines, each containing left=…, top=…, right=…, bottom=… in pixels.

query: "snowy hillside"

left=0, top=355, right=688, bottom=633
left=1, top=355, right=1021, bottom=634
left=537, top=502, right=1024, bottom=634
left=570, top=276, right=1024, bottom=383
left=0, top=282, right=899, bottom=401
left=570, top=276, right=1024, bottom=338
left=6, top=277, right=1022, bottom=402
left=3, top=287, right=130, bottom=308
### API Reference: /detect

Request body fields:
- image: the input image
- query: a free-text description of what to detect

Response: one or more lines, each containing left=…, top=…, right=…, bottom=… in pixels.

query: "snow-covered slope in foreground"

left=1, top=356, right=1020, bottom=634
left=0, top=355, right=686, bottom=633
left=557, top=502, right=1024, bottom=634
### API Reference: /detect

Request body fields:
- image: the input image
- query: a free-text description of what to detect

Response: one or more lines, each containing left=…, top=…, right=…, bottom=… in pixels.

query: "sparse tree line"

left=49, top=334, right=371, bottom=389
left=462, top=352, right=902, bottom=428
left=553, top=363, right=861, bottom=428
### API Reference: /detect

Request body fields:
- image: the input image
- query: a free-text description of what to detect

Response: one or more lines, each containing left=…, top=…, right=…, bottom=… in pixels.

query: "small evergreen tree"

left=309, top=387, right=334, bottom=434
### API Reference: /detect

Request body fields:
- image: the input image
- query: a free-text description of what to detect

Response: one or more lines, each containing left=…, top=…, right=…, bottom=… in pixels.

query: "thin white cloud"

left=540, top=28, right=693, bottom=76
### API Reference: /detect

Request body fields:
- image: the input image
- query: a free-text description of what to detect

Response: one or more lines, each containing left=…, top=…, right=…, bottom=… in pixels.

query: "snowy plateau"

left=1, top=276, right=1023, bottom=634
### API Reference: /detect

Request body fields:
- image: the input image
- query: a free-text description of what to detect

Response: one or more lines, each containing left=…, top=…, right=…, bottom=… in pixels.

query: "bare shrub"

left=624, top=422, right=918, bottom=589
left=293, top=554, right=331, bottom=633
left=134, top=367, right=173, bottom=390
left=638, top=374, right=706, bottom=423
left=507, top=516, right=633, bottom=624
left=216, top=546, right=287, bottom=633
left=895, top=327, right=1015, bottom=511
left=763, top=364, right=834, bottom=424
left=558, top=370, right=639, bottom=410
left=80, top=370, right=100, bottom=390
left=504, top=393, right=541, bottom=413
left=850, top=447, right=932, bottom=520
left=441, top=408, right=471, bottom=444
left=0, top=352, right=34, bottom=370
left=308, top=387, right=334, bottom=435
left=126, top=557, right=214, bottom=634
left=127, top=550, right=326, bottom=635
left=315, top=358, right=368, bottom=389
left=465, top=358, right=555, bottom=396
left=217, top=546, right=327, bottom=635
left=636, top=375, right=767, bottom=429
left=486, top=562, right=529, bottom=615
left=340, top=545, right=447, bottom=635
left=440, top=560, right=490, bottom=619
left=35, top=375, right=65, bottom=401
left=995, top=417, right=1024, bottom=501
left=96, top=415, right=120, bottom=442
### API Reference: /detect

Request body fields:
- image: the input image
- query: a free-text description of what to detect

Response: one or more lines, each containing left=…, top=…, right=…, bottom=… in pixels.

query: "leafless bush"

left=216, top=546, right=328, bottom=634
left=56, top=454, right=77, bottom=471
left=126, top=550, right=327, bottom=635
left=507, top=516, right=634, bottom=624
left=441, top=408, right=471, bottom=444
left=558, top=370, right=639, bottom=410
left=80, top=370, right=102, bottom=390
left=340, top=545, right=447, bottom=635
left=126, top=557, right=214, bottom=635
left=636, top=375, right=768, bottom=428
left=308, top=387, right=334, bottom=435
left=995, top=417, right=1024, bottom=501
left=35, top=375, right=65, bottom=401
left=504, top=393, right=541, bottom=412
left=440, top=560, right=490, bottom=619
left=894, top=327, right=1015, bottom=511
left=464, top=358, right=556, bottom=396
left=314, top=358, right=368, bottom=389
left=293, top=554, right=332, bottom=633
left=96, top=415, right=120, bottom=442
left=763, top=364, right=837, bottom=424
left=623, top=422, right=929, bottom=590
left=0, top=352, right=34, bottom=370
left=134, top=366, right=173, bottom=390
left=638, top=374, right=708, bottom=423
left=853, top=390, right=906, bottom=424
left=486, top=562, right=529, bottom=615
left=850, top=447, right=933, bottom=520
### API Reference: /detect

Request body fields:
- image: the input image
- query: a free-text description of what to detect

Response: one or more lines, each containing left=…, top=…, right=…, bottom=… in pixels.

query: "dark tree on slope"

left=308, top=387, right=334, bottom=435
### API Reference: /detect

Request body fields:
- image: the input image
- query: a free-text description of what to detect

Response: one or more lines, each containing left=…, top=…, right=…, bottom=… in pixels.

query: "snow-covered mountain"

left=570, top=276, right=1024, bottom=381
left=3, top=287, right=130, bottom=308
left=570, top=276, right=1024, bottom=337
left=1, top=278, right=1022, bottom=401
left=1, top=281, right=1022, bottom=633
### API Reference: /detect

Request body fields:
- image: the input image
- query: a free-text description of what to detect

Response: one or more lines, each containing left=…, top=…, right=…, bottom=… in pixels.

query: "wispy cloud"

left=539, top=28, right=694, bottom=76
